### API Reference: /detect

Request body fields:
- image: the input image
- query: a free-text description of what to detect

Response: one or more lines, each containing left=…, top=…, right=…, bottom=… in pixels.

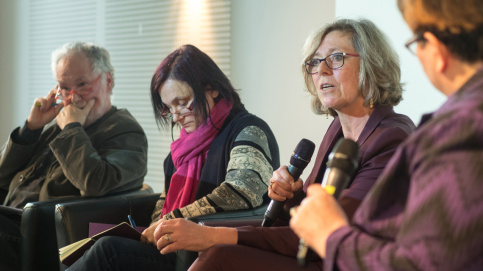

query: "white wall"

left=1, top=0, right=447, bottom=185
left=0, top=0, right=27, bottom=143
left=229, top=0, right=447, bottom=180
left=0, top=1, right=15, bottom=142
left=335, top=0, right=446, bottom=123
left=230, top=0, right=335, bottom=178
left=1, top=0, right=335, bottom=191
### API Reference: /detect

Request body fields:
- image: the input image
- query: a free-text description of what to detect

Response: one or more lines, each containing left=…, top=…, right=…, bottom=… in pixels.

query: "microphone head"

left=327, top=138, right=359, bottom=175
left=290, top=138, right=316, bottom=169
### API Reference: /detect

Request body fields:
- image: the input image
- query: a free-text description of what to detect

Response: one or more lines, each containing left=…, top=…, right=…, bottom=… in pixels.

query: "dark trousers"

left=67, top=236, right=177, bottom=271
left=189, top=244, right=322, bottom=271
left=0, top=211, right=21, bottom=271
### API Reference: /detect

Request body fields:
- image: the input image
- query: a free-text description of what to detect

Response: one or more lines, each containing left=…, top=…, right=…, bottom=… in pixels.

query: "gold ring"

left=165, top=234, right=171, bottom=242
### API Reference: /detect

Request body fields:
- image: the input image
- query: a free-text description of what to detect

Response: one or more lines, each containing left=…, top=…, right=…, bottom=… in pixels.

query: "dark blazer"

left=304, top=104, right=416, bottom=219
left=235, top=105, right=415, bottom=267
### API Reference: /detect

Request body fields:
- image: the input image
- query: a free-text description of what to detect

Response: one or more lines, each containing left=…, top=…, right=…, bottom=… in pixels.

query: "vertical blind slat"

left=27, top=0, right=231, bottom=192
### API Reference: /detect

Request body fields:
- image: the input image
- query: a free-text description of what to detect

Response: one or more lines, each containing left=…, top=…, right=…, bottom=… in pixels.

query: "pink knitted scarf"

left=161, top=99, right=233, bottom=215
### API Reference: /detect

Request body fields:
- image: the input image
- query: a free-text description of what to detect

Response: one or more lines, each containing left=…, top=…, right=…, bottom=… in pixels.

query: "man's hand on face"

left=27, top=87, right=64, bottom=131
left=56, top=99, right=95, bottom=130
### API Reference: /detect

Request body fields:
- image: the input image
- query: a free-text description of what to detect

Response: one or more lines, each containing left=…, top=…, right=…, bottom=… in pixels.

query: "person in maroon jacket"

left=152, top=18, right=415, bottom=271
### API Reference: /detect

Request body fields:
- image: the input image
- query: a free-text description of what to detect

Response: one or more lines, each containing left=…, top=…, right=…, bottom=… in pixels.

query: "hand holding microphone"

left=290, top=138, right=359, bottom=266
left=262, top=138, right=316, bottom=227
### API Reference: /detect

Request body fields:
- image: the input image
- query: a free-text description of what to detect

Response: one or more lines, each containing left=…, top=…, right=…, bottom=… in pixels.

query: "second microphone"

left=262, top=138, right=316, bottom=227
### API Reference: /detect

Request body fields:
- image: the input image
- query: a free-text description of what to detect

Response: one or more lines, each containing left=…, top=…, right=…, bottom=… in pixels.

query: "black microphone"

left=297, top=138, right=359, bottom=267
left=261, top=138, right=315, bottom=227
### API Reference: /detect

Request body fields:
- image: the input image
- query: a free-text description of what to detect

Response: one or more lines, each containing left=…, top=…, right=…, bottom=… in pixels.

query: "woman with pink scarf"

left=67, top=44, right=279, bottom=271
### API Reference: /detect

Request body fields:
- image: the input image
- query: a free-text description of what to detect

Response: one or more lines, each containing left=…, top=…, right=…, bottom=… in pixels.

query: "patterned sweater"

left=325, top=67, right=483, bottom=270
left=151, top=106, right=279, bottom=222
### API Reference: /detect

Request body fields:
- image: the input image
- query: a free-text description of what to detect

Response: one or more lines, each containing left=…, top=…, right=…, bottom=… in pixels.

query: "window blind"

left=27, top=0, right=231, bottom=192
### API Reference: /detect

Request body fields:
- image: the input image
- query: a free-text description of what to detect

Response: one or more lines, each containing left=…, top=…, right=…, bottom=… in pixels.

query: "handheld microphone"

left=261, top=138, right=316, bottom=227
left=297, top=138, right=359, bottom=266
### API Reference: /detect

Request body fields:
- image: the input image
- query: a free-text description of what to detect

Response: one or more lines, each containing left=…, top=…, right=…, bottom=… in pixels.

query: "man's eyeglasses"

left=304, top=52, right=360, bottom=74
left=405, top=33, right=426, bottom=55
left=55, top=74, right=102, bottom=101
left=161, top=101, right=193, bottom=119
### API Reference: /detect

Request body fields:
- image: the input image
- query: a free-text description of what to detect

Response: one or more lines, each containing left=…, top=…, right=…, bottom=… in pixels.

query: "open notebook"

left=59, top=222, right=146, bottom=266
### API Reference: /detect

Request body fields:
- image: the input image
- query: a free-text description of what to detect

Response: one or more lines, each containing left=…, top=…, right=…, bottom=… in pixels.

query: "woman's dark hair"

left=150, top=44, right=242, bottom=128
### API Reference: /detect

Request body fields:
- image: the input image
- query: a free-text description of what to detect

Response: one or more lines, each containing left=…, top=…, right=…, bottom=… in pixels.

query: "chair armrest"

left=187, top=203, right=268, bottom=224
left=199, top=218, right=263, bottom=227
left=0, top=205, right=23, bottom=222
left=55, top=193, right=160, bottom=248
left=21, top=196, right=91, bottom=271
left=20, top=183, right=154, bottom=271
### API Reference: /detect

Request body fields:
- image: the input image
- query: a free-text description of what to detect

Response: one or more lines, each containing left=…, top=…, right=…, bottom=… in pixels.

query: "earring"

left=326, top=113, right=329, bottom=119
left=369, top=98, right=374, bottom=109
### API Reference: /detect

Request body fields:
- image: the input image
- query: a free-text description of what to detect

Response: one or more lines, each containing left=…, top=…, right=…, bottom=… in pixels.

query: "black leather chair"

left=55, top=194, right=160, bottom=257
left=54, top=194, right=268, bottom=271
left=19, top=183, right=153, bottom=271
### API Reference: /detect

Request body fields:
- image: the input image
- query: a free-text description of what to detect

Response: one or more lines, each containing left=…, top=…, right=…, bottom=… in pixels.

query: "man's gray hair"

left=51, top=42, right=115, bottom=87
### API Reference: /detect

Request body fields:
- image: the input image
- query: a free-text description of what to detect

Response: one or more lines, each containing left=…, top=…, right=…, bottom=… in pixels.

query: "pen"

left=128, top=215, right=137, bottom=229
left=35, top=102, right=58, bottom=107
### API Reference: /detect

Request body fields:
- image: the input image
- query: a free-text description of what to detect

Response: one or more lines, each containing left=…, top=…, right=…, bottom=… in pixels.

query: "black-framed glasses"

left=405, top=33, right=426, bottom=55
left=304, top=52, right=360, bottom=74
left=161, top=101, right=193, bottom=119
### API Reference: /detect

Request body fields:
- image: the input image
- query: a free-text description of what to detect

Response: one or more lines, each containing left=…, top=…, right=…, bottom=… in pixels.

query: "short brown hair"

left=398, top=0, right=483, bottom=62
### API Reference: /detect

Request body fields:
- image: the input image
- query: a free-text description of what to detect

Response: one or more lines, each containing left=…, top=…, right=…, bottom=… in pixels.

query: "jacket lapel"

left=356, top=105, right=394, bottom=148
